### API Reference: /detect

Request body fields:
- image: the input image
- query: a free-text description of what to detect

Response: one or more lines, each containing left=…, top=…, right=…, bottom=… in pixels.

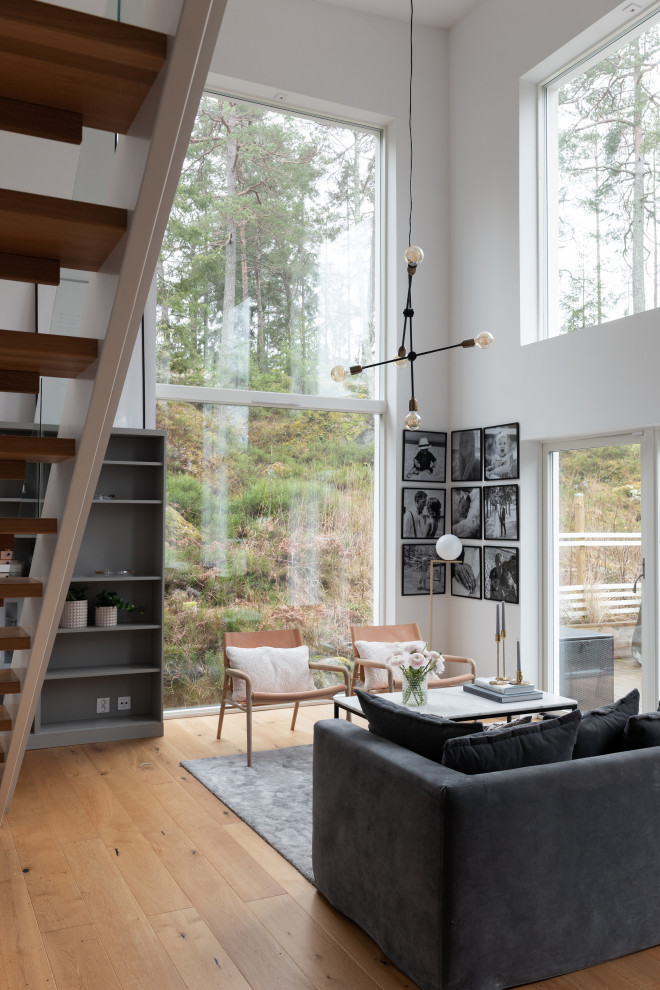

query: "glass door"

left=544, top=436, right=650, bottom=709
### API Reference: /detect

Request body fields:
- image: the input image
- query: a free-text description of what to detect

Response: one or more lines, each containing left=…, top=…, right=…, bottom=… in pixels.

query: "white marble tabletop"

left=333, top=685, right=578, bottom=722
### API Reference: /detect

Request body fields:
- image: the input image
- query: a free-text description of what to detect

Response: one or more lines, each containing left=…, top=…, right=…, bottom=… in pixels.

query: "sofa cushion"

left=354, top=639, right=426, bottom=690
left=441, top=709, right=581, bottom=774
left=355, top=688, right=482, bottom=763
left=573, top=688, right=640, bottom=758
left=225, top=644, right=314, bottom=703
left=622, top=710, right=660, bottom=750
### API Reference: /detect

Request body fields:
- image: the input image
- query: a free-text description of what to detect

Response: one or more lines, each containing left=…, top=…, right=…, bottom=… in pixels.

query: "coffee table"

left=333, top=685, right=578, bottom=723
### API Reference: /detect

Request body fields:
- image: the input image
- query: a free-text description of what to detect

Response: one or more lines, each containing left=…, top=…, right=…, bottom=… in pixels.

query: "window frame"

left=536, top=2, right=660, bottom=340
left=155, top=87, right=387, bottom=713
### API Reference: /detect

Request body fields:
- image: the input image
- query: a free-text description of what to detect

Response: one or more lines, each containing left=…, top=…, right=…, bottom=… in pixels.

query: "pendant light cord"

left=408, top=0, right=414, bottom=248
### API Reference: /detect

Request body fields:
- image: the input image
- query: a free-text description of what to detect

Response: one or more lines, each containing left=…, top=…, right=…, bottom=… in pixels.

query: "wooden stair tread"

left=0, top=705, right=11, bottom=731
left=0, top=190, right=126, bottom=274
left=0, top=436, right=74, bottom=463
left=0, top=577, right=42, bottom=598
left=0, top=518, right=57, bottom=534
left=0, top=666, right=22, bottom=689
left=0, top=0, right=167, bottom=135
left=0, top=329, right=98, bottom=378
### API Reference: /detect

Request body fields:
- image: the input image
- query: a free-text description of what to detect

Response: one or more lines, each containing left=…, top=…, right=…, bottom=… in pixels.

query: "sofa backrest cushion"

left=354, top=689, right=482, bottom=762
left=622, top=710, right=660, bottom=750
left=441, top=709, right=581, bottom=774
left=573, top=688, right=640, bottom=758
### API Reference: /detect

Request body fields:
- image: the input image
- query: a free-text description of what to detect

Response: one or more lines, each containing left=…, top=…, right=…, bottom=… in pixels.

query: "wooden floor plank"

left=280, top=878, right=420, bottom=990
left=2, top=706, right=658, bottom=990
left=51, top=745, right=102, bottom=778
left=609, top=949, right=660, bottom=988
left=7, top=776, right=91, bottom=932
left=62, top=837, right=186, bottom=990
left=84, top=737, right=172, bottom=780
left=150, top=907, right=253, bottom=990
left=250, top=891, right=387, bottom=990
left=102, top=769, right=181, bottom=835
left=145, top=823, right=316, bottom=990
left=105, top=835, right=192, bottom=918
left=21, top=750, right=98, bottom=843
left=0, top=849, right=56, bottom=988
left=43, top=924, right=122, bottom=990
left=9, top=820, right=92, bottom=932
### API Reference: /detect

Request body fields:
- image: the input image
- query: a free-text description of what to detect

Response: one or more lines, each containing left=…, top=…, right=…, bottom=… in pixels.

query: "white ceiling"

left=311, top=0, right=482, bottom=29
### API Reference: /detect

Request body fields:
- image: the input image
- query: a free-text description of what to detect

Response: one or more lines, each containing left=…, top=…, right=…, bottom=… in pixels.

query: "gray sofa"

left=312, top=717, right=660, bottom=990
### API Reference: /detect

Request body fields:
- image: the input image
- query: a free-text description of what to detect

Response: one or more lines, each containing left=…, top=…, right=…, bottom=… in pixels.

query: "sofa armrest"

left=313, top=718, right=465, bottom=990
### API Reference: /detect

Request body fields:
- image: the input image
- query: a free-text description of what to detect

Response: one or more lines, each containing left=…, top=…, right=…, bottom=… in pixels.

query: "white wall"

left=447, top=0, right=654, bottom=680
left=209, top=0, right=450, bottom=639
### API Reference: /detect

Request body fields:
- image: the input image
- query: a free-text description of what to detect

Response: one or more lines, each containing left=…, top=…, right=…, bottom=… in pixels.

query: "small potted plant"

left=94, top=589, right=144, bottom=627
left=60, top=586, right=88, bottom=629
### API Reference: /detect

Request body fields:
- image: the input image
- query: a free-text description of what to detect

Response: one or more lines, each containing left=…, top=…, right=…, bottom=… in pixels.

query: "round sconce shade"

left=436, top=533, right=463, bottom=561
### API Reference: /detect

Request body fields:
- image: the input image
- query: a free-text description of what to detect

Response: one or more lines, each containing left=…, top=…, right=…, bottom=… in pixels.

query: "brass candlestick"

left=490, top=632, right=509, bottom=684
left=500, top=628, right=511, bottom=682
left=512, top=669, right=530, bottom=686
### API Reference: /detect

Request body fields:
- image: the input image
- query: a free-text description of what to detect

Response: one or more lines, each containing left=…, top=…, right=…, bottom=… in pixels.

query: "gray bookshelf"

left=28, top=428, right=165, bottom=748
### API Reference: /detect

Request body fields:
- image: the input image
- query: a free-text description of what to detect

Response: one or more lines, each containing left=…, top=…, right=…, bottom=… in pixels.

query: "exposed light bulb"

left=404, top=245, right=424, bottom=267
left=436, top=533, right=463, bottom=561
left=474, top=331, right=494, bottom=349
left=331, top=365, right=349, bottom=383
left=394, top=346, right=409, bottom=368
left=404, top=409, right=422, bottom=431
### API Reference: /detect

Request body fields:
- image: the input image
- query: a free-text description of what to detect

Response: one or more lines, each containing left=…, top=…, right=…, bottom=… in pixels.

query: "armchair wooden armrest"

left=352, top=656, right=398, bottom=694
left=224, top=667, right=253, bottom=696
left=440, top=654, right=477, bottom=681
left=308, top=659, right=351, bottom=695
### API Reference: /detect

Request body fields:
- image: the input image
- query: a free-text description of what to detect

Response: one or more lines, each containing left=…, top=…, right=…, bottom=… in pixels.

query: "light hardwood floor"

left=1, top=703, right=659, bottom=990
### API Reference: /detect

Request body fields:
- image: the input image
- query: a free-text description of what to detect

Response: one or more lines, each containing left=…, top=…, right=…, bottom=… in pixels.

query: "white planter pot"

left=95, top=605, right=118, bottom=627
left=59, top=600, right=88, bottom=629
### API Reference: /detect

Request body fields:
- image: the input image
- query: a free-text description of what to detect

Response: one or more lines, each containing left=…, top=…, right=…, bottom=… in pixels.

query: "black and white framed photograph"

left=484, top=485, right=519, bottom=541
left=483, top=545, right=519, bottom=604
left=450, top=486, right=482, bottom=540
left=484, top=422, right=519, bottom=480
left=451, top=428, right=482, bottom=482
left=401, top=488, right=446, bottom=540
left=402, top=430, right=446, bottom=483
left=401, top=544, right=445, bottom=596
left=451, top=546, right=482, bottom=599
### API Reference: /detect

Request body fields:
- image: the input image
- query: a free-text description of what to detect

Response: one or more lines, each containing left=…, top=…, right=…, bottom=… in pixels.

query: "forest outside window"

left=157, top=91, right=380, bottom=399
left=155, top=92, right=382, bottom=711
left=542, top=7, right=660, bottom=337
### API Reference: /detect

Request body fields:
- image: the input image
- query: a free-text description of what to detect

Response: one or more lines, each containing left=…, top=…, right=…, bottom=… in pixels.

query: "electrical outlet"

left=96, top=697, right=110, bottom=714
left=117, top=696, right=131, bottom=711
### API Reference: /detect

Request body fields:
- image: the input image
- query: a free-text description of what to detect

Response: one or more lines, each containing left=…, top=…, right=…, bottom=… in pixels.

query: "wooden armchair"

left=350, top=623, right=477, bottom=694
left=218, top=628, right=350, bottom=765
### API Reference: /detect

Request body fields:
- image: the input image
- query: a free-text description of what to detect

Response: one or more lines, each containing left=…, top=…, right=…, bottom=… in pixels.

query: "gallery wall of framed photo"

left=401, top=423, right=520, bottom=605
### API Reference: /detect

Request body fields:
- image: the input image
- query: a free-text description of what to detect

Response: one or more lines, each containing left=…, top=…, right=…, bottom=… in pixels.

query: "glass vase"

left=401, top=668, right=428, bottom=707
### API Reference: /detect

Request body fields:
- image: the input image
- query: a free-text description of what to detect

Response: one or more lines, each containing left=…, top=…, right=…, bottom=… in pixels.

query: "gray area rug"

left=181, top=744, right=314, bottom=883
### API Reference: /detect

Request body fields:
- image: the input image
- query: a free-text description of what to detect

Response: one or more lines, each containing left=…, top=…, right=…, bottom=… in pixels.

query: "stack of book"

left=463, top=676, right=543, bottom=703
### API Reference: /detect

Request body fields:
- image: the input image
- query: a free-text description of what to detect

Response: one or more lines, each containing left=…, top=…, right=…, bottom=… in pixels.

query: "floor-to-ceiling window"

left=155, top=92, right=383, bottom=711
left=543, top=434, right=656, bottom=710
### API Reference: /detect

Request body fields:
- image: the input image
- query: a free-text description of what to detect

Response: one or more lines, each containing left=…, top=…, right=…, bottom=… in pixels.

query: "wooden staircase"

left=0, top=0, right=227, bottom=815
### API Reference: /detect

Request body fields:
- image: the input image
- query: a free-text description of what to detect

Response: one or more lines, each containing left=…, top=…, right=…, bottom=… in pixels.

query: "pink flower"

left=408, top=652, right=426, bottom=668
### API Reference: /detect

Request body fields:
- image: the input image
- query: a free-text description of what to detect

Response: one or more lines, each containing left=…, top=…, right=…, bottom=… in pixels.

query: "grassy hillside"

left=157, top=401, right=374, bottom=708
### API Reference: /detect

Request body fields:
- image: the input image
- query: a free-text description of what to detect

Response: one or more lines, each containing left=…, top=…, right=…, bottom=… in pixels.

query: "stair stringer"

left=0, top=0, right=228, bottom=815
